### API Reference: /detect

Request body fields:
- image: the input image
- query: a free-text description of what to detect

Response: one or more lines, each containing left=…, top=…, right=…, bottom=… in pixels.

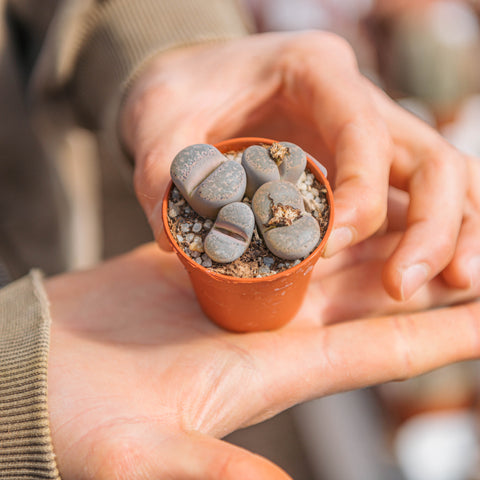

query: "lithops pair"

left=241, top=142, right=306, bottom=198
left=170, top=144, right=246, bottom=219
left=252, top=181, right=320, bottom=260
left=170, top=142, right=323, bottom=264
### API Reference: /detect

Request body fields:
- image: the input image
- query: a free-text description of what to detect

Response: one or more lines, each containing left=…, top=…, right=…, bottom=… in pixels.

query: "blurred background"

left=224, top=1, right=480, bottom=480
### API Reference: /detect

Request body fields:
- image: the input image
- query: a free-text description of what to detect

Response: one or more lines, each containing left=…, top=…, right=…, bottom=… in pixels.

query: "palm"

left=45, top=243, right=479, bottom=479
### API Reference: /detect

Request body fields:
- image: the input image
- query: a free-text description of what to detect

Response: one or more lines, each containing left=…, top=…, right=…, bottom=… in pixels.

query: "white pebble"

left=195, top=257, right=203, bottom=265
left=191, top=251, right=201, bottom=258
left=176, top=234, right=184, bottom=243
left=204, top=219, right=213, bottom=229
left=171, top=188, right=181, bottom=200
left=305, top=173, right=314, bottom=186
left=258, top=265, right=271, bottom=275
left=169, top=206, right=180, bottom=218
left=189, top=236, right=204, bottom=253
left=201, top=254, right=213, bottom=268
left=304, top=191, right=314, bottom=201
left=186, top=233, right=195, bottom=243
left=263, top=257, right=275, bottom=267
left=192, top=222, right=203, bottom=233
left=180, top=223, right=191, bottom=233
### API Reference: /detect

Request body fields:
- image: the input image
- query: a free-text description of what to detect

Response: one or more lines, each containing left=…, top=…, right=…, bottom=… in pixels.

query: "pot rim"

left=162, top=137, right=335, bottom=284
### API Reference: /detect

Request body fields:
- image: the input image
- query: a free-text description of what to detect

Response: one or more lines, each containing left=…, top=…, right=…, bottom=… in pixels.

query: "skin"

left=121, top=31, right=480, bottom=301
left=45, top=237, right=480, bottom=480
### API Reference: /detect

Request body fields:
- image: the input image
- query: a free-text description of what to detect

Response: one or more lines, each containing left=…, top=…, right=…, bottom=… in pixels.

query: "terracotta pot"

left=162, top=137, right=335, bottom=332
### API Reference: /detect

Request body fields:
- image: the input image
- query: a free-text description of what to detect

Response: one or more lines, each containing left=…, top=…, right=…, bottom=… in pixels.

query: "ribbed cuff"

left=0, top=271, right=60, bottom=479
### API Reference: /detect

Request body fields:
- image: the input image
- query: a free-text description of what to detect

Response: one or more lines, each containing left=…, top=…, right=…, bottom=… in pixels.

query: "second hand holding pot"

left=162, top=137, right=335, bottom=332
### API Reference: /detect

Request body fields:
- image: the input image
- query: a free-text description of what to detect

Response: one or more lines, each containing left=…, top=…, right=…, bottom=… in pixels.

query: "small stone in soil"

left=258, top=265, right=271, bottom=275
left=201, top=254, right=213, bottom=268
left=169, top=206, right=180, bottom=218
left=263, top=257, right=275, bottom=267
left=189, top=236, right=204, bottom=253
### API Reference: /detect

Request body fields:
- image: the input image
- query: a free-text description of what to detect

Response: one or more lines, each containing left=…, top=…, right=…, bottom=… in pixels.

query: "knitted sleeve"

left=0, top=272, right=60, bottom=479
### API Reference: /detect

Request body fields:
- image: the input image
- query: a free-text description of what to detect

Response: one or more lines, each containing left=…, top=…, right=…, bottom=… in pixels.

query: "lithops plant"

left=170, top=144, right=246, bottom=218
left=169, top=141, right=325, bottom=265
left=241, top=141, right=306, bottom=198
left=252, top=181, right=320, bottom=260
left=204, top=202, right=255, bottom=263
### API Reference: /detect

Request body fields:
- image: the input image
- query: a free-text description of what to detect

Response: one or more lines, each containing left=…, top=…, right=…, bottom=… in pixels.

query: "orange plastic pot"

left=162, top=137, right=334, bottom=332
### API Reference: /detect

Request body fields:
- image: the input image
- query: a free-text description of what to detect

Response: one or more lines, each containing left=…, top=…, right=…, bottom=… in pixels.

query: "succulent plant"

left=170, top=144, right=246, bottom=219
left=170, top=142, right=325, bottom=263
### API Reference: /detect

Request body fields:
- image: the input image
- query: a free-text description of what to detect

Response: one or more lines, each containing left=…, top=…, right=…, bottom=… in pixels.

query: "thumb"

left=88, top=426, right=292, bottom=480
left=163, top=433, right=293, bottom=480
left=133, top=129, right=203, bottom=248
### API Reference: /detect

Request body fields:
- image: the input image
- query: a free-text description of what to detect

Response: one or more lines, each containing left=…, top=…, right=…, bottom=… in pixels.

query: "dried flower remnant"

left=269, top=142, right=290, bottom=165
left=265, top=201, right=302, bottom=229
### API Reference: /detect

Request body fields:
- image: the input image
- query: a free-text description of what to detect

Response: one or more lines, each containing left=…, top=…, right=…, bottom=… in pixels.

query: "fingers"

left=442, top=158, right=480, bottom=289
left=308, top=231, right=480, bottom=326
left=383, top=146, right=467, bottom=299
left=442, top=212, right=480, bottom=289
left=277, top=33, right=393, bottom=257
left=133, top=127, right=202, bottom=245
left=89, top=421, right=291, bottom=480
left=322, top=119, right=392, bottom=257
left=161, top=433, right=293, bottom=480
left=314, top=257, right=480, bottom=326
left=252, top=300, right=480, bottom=411
left=368, top=85, right=474, bottom=299
left=311, top=230, right=401, bottom=281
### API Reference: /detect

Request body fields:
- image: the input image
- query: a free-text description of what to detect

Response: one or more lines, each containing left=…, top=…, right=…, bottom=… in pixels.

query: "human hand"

left=121, top=31, right=480, bottom=301
left=45, top=242, right=480, bottom=479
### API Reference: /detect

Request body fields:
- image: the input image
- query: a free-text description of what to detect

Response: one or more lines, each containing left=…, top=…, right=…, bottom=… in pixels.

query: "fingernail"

left=400, top=263, right=430, bottom=300
left=468, top=256, right=480, bottom=288
left=323, top=226, right=354, bottom=258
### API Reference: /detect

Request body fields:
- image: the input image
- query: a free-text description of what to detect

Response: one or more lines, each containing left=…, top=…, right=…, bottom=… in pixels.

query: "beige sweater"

left=0, top=1, right=250, bottom=477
